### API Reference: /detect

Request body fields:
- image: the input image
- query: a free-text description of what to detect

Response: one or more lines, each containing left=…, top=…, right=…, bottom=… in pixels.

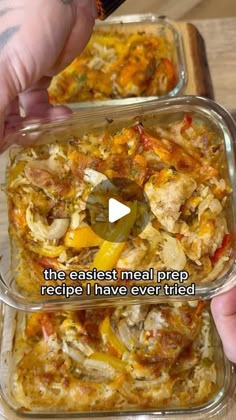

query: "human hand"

left=211, top=287, right=236, bottom=363
left=0, top=0, right=97, bottom=151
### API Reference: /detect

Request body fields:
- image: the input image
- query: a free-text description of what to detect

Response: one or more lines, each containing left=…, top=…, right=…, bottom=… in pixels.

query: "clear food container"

left=0, top=96, right=236, bottom=312
left=0, top=302, right=235, bottom=419
left=48, top=14, right=187, bottom=107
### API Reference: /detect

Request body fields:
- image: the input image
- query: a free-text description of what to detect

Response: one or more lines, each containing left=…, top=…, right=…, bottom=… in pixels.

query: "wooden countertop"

left=0, top=16, right=236, bottom=420
left=192, top=17, right=236, bottom=113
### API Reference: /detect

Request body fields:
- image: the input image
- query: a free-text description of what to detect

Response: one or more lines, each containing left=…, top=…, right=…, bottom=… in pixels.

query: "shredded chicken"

left=145, top=170, right=197, bottom=232
left=13, top=303, right=217, bottom=412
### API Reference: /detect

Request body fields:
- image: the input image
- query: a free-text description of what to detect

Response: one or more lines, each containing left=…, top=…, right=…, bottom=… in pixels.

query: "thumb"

left=211, top=287, right=236, bottom=362
left=0, top=62, right=21, bottom=150
left=0, top=78, right=71, bottom=151
left=19, top=77, right=71, bottom=119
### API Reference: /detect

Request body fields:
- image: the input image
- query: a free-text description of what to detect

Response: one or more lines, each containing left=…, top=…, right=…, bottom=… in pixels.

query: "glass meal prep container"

left=48, top=14, right=187, bottom=107
left=0, top=301, right=235, bottom=419
left=0, top=96, right=236, bottom=312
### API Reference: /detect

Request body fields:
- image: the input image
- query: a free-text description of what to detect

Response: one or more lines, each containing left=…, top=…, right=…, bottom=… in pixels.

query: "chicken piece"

left=24, top=163, right=70, bottom=197
left=117, top=247, right=147, bottom=270
left=136, top=124, right=200, bottom=174
left=162, top=233, right=187, bottom=271
left=123, top=305, right=149, bottom=327
left=144, top=308, right=169, bottom=332
left=145, top=169, right=197, bottom=232
left=182, top=214, right=227, bottom=261
left=139, top=223, right=161, bottom=243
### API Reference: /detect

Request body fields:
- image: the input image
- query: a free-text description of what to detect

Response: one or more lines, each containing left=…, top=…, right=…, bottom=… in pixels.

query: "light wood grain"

left=182, top=0, right=236, bottom=20
left=114, top=0, right=236, bottom=20
left=114, top=0, right=203, bottom=20
left=192, top=18, right=236, bottom=112
left=176, top=21, right=213, bottom=97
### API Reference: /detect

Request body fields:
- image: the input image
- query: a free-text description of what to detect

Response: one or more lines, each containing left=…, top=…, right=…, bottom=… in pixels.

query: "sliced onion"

left=209, top=198, right=222, bottom=215
left=88, top=56, right=105, bottom=70
left=62, top=341, right=85, bottom=364
left=26, top=204, right=69, bottom=241
left=140, top=223, right=161, bottom=244
left=118, top=320, right=135, bottom=351
left=83, top=168, right=115, bottom=191
left=162, top=234, right=186, bottom=270
left=84, top=359, right=115, bottom=379
left=83, top=168, right=107, bottom=186
left=198, top=196, right=212, bottom=220
left=70, top=211, right=81, bottom=230
left=75, top=341, right=94, bottom=357
left=202, top=256, right=229, bottom=283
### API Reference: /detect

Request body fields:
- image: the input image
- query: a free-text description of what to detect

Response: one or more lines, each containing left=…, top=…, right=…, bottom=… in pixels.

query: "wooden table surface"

left=0, top=16, right=236, bottom=420
left=192, top=17, right=236, bottom=114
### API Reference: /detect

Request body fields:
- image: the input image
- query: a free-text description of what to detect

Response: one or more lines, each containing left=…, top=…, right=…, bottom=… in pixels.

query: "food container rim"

left=1, top=95, right=236, bottom=311
left=100, top=13, right=177, bottom=25
left=9, top=95, right=236, bottom=135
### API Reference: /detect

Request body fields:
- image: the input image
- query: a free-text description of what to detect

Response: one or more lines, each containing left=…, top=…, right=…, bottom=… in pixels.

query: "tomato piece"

left=135, top=124, right=155, bottom=151
left=211, top=234, right=231, bottom=264
left=162, top=58, right=176, bottom=90
left=181, top=114, right=193, bottom=135
left=195, top=301, right=205, bottom=316
left=176, top=233, right=184, bottom=241
left=38, top=257, right=57, bottom=269
left=41, top=314, right=54, bottom=338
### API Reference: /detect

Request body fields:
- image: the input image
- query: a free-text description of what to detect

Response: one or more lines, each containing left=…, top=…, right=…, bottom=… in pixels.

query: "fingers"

left=211, top=287, right=236, bottom=363
left=211, top=286, right=236, bottom=316
left=50, top=0, right=95, bottom=74
left=0, top=97, right=21, bottom=152
left=17, top=81, right=71, bottom=147
left=0, top=78, right=72, bottom=152
left=19, top=77, right=71, bottom=119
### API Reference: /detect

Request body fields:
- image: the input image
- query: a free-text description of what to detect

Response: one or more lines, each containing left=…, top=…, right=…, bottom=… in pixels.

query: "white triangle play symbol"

left=108, top=198, right=131, bottom=223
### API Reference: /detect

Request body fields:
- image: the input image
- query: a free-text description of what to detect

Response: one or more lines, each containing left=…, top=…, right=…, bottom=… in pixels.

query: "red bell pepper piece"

left=181, top=114, right=192, bottom=135
left=211, top=234, right=231, bottom=264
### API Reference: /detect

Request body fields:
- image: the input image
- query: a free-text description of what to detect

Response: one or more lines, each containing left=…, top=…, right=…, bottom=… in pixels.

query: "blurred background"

left=114, top=0, right=236, bottom=20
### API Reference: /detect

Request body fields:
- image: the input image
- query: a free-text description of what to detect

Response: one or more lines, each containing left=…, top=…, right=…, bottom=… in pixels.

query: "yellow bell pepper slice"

left=8, top=160, right=27, bottom=183
left=65, top=226, right=102, bottom=249
left=92, top=241, right=126, bottom=271
left=91, top=201, right=137, bottom=271
left=89, top=352, right=126, bottom=372
left=99, top=316, right=126, bottom=358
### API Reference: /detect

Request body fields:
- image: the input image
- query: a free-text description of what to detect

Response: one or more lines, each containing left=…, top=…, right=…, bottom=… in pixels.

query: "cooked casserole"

left=48, top=31, right=177, bottom=103
left=6, top=114, right=231, bottom=296
left=13, top=302, right=217, bottom=411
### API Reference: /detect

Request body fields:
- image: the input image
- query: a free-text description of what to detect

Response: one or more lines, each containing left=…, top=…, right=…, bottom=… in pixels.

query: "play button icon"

left=108, top=198, right=131, bottom=223
left=85, top=177, right=150, bottom=242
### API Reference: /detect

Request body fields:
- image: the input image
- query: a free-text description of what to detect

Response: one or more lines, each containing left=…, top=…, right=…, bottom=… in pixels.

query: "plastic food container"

left=0, top=302, right=235, bottom=419
left=0, top=96, right=236, bottom=312
left=48, top=14, right=186, bottom=107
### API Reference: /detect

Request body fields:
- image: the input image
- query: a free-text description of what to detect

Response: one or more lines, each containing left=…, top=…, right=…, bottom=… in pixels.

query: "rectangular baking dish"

left=0, top=302, right=235, bottom=419
left=48, top=14, right=187, bottom=108
left=0, top=96, right=236, bottom=311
